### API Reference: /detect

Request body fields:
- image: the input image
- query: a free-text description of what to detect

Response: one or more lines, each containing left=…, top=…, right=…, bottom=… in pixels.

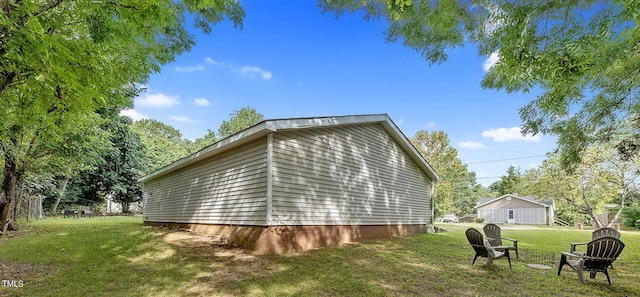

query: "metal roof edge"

left=139, top=121, right=273, bottom=182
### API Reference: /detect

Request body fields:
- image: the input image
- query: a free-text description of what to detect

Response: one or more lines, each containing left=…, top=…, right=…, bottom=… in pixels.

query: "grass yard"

left=1, top=217, right=639, bottom=297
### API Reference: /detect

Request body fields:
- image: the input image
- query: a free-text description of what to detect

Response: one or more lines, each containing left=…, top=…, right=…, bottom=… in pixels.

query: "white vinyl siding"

left=143, top=139, right=268, bottom=225
left=271, top=124, right=432, bottom=225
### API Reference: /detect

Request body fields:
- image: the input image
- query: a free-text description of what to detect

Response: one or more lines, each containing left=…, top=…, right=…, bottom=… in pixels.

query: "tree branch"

left=92, top=1, right=138, bottom=10
left=0, top=72, right=17, bottom=98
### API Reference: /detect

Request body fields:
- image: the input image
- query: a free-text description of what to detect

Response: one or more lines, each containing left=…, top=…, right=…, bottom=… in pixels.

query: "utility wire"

left=467, top=154, right=547, bottom=164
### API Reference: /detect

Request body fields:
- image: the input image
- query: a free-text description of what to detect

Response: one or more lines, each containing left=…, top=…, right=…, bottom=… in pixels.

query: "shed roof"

left=475, top=194, right=552, bottom=209
left=140, top=114, right=439, bottom=183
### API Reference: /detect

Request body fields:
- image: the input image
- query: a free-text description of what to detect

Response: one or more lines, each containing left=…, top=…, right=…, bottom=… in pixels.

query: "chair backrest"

left=82, top=206, right=91, bottom=211
left=583, top=237, right=625, bottom=271
left=586, top=237, right=625, bottom=259
left=592, top=227, right=621, bottom=240
left=483, top=223, right=502, bottom=246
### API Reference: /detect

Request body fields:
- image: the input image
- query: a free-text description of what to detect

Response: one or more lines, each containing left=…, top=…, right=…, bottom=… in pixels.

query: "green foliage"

left=491, top=166, right=523, bottom=196
left=132, top=119, right=191, bottom=174
left=320, top=0, right=640, bottom=168
left=525, top=145, right=639, bottom=227
left=217, top=107, right=264, bottom=139
left=67, top=113, right=146, bottom=212
left=0, top=0, right=245, bottom=231
left=2, top=218, right=640, bottom=296
left=410, top=130, right=481, bottom=216
left=623, top=203, right=640, bottom=229
left=189, top=129, right=218, bottom=153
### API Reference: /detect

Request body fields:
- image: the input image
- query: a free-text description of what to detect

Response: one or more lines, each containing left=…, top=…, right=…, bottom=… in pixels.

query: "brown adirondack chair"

left=483, top=223, right=519, bottom=259
left=466, top=228, right=512, bottom=268
left=571, top=227, right=621, bottom=269
left=570, top=227, right=621, bottom=254
left=558, top=237, right=625, bottom=285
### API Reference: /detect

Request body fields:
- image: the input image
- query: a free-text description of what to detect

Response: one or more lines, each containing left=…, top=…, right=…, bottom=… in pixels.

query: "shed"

left=140, top=114, right=439, bottom=254
left=475, top=194, right=554, bottom=225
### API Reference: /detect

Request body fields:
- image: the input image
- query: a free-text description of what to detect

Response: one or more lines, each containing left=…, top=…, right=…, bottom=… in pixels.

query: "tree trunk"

left=50, top=177, right=70, bottom=216
left=122, top=202, right=130, bottom=214
left=1, top=138, right=21, bottom=235
left=581, top=191, right=605, bottom=228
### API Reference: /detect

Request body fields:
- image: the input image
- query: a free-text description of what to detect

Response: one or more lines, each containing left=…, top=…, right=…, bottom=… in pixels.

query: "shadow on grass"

left=1, top=218, right=639, bottom=297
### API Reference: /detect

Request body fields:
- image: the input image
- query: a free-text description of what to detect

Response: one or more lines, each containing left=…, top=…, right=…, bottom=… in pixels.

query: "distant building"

left=475, top=194, right=554, bottom=225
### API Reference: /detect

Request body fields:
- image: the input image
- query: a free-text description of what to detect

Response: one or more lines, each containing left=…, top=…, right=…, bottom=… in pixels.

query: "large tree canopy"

left=0, top=0, right=244, bottom=233
left=320, top=0, right=640, bottom=169
left=410, top=130, right=473, bottom=216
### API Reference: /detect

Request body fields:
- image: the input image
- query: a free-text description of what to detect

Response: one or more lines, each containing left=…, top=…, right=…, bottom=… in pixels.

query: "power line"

left=467, top=154, right=547, bottom=165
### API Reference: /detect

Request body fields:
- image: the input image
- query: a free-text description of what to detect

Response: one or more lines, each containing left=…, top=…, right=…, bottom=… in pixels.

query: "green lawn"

left=1, top=217, right=639, bottom=297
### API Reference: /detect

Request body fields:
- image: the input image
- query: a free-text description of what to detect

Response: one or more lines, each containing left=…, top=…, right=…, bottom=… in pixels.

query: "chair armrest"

left=501, top=237, right=517, bottom=244
left=560, top=251, right=580, bottom=259
left=569, top=242, right=587, bottom=253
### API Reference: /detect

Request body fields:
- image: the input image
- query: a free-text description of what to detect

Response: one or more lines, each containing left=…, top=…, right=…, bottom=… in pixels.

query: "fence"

left=520, top=249, right=557, bottom=270
left=16, top=195, right=44, bottom=221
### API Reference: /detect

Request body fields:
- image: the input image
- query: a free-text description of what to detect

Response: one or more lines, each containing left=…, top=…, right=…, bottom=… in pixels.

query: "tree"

left=0, top=1, right=244, bottom=233
left=217, top=107, right=264, bottom=139
left=131, top=119, right=191, bottom=174
left=410, top=130, right=472, bottom=216
left=531, top=146, right=639, bottom=227
left=67, top=112, right=146, bottom=212
left=189, top=129, right=218, bottom=153
left=454, top=171, right=491, bottom=216
left=320, top=0, right=640, bottom=168
left=68, top=114, right=146, bottom=213
left=493, top=166, right=523, bottom=196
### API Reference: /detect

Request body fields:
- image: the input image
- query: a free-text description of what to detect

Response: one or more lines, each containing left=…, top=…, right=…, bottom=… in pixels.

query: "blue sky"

left=121, top=1, right=557, bottom=186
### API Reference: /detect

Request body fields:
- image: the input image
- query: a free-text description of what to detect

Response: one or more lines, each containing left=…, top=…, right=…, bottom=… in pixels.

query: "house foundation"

left=144, top=222, right=426, bottom=254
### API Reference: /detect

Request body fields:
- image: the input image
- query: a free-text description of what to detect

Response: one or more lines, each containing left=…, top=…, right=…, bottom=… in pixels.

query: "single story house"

left=475, top=194, right=554, bottom=225
left=140, top=114, right=439, bottom=254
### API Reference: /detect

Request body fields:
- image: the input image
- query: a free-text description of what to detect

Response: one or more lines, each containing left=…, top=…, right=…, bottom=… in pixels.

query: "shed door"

left=508, top=209, right=515, bottom=224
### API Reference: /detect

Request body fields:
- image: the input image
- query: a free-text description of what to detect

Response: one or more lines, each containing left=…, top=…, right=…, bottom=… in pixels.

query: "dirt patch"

left=162, top=230, right=262, bottom=262
left=0, top=262, right=49, bottom=280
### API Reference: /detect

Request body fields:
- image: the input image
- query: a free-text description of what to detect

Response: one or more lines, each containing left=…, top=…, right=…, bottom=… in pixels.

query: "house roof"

left=475, top=194, right=553, bottom=209
left=140, top=114, right=440, bottom=183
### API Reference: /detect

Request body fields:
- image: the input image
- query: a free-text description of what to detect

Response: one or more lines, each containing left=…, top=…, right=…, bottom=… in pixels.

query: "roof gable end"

left=475, top=194, right=549, bottom=209
left=140, top=114, right=439, bottom=182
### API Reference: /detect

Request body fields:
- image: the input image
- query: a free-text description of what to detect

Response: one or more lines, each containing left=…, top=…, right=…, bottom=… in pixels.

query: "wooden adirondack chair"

left=466, top=228, right=512, bottom=268
left=483, top=223, right=519, bottom=259
left=558, top=237, right=625, bottom=285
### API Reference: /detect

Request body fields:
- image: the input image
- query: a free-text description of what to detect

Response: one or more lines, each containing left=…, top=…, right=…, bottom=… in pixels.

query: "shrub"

left=622, top=203, right=640, bottom=229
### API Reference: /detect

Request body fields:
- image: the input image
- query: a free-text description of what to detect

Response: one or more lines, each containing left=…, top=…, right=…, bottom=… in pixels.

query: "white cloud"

left=136, top=93, right=180, bottom=107
left=483, top=52, right=499, bottom=72
left=240, top=66, right=272, bottom=81
left=175, top=65, right=205, bottom=72
left=193, top=97, right=211, bottom=106
left=169, top=115, right=199, bottom=124
left=426, top=121, right=437, bottom=129
left=205, top=57, right=219, bottom=65
left=481, top=127, right=541, bottom=142
left=458, top=141, right=487, bottom=149
left=120, top=109, right=147, bottom=121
